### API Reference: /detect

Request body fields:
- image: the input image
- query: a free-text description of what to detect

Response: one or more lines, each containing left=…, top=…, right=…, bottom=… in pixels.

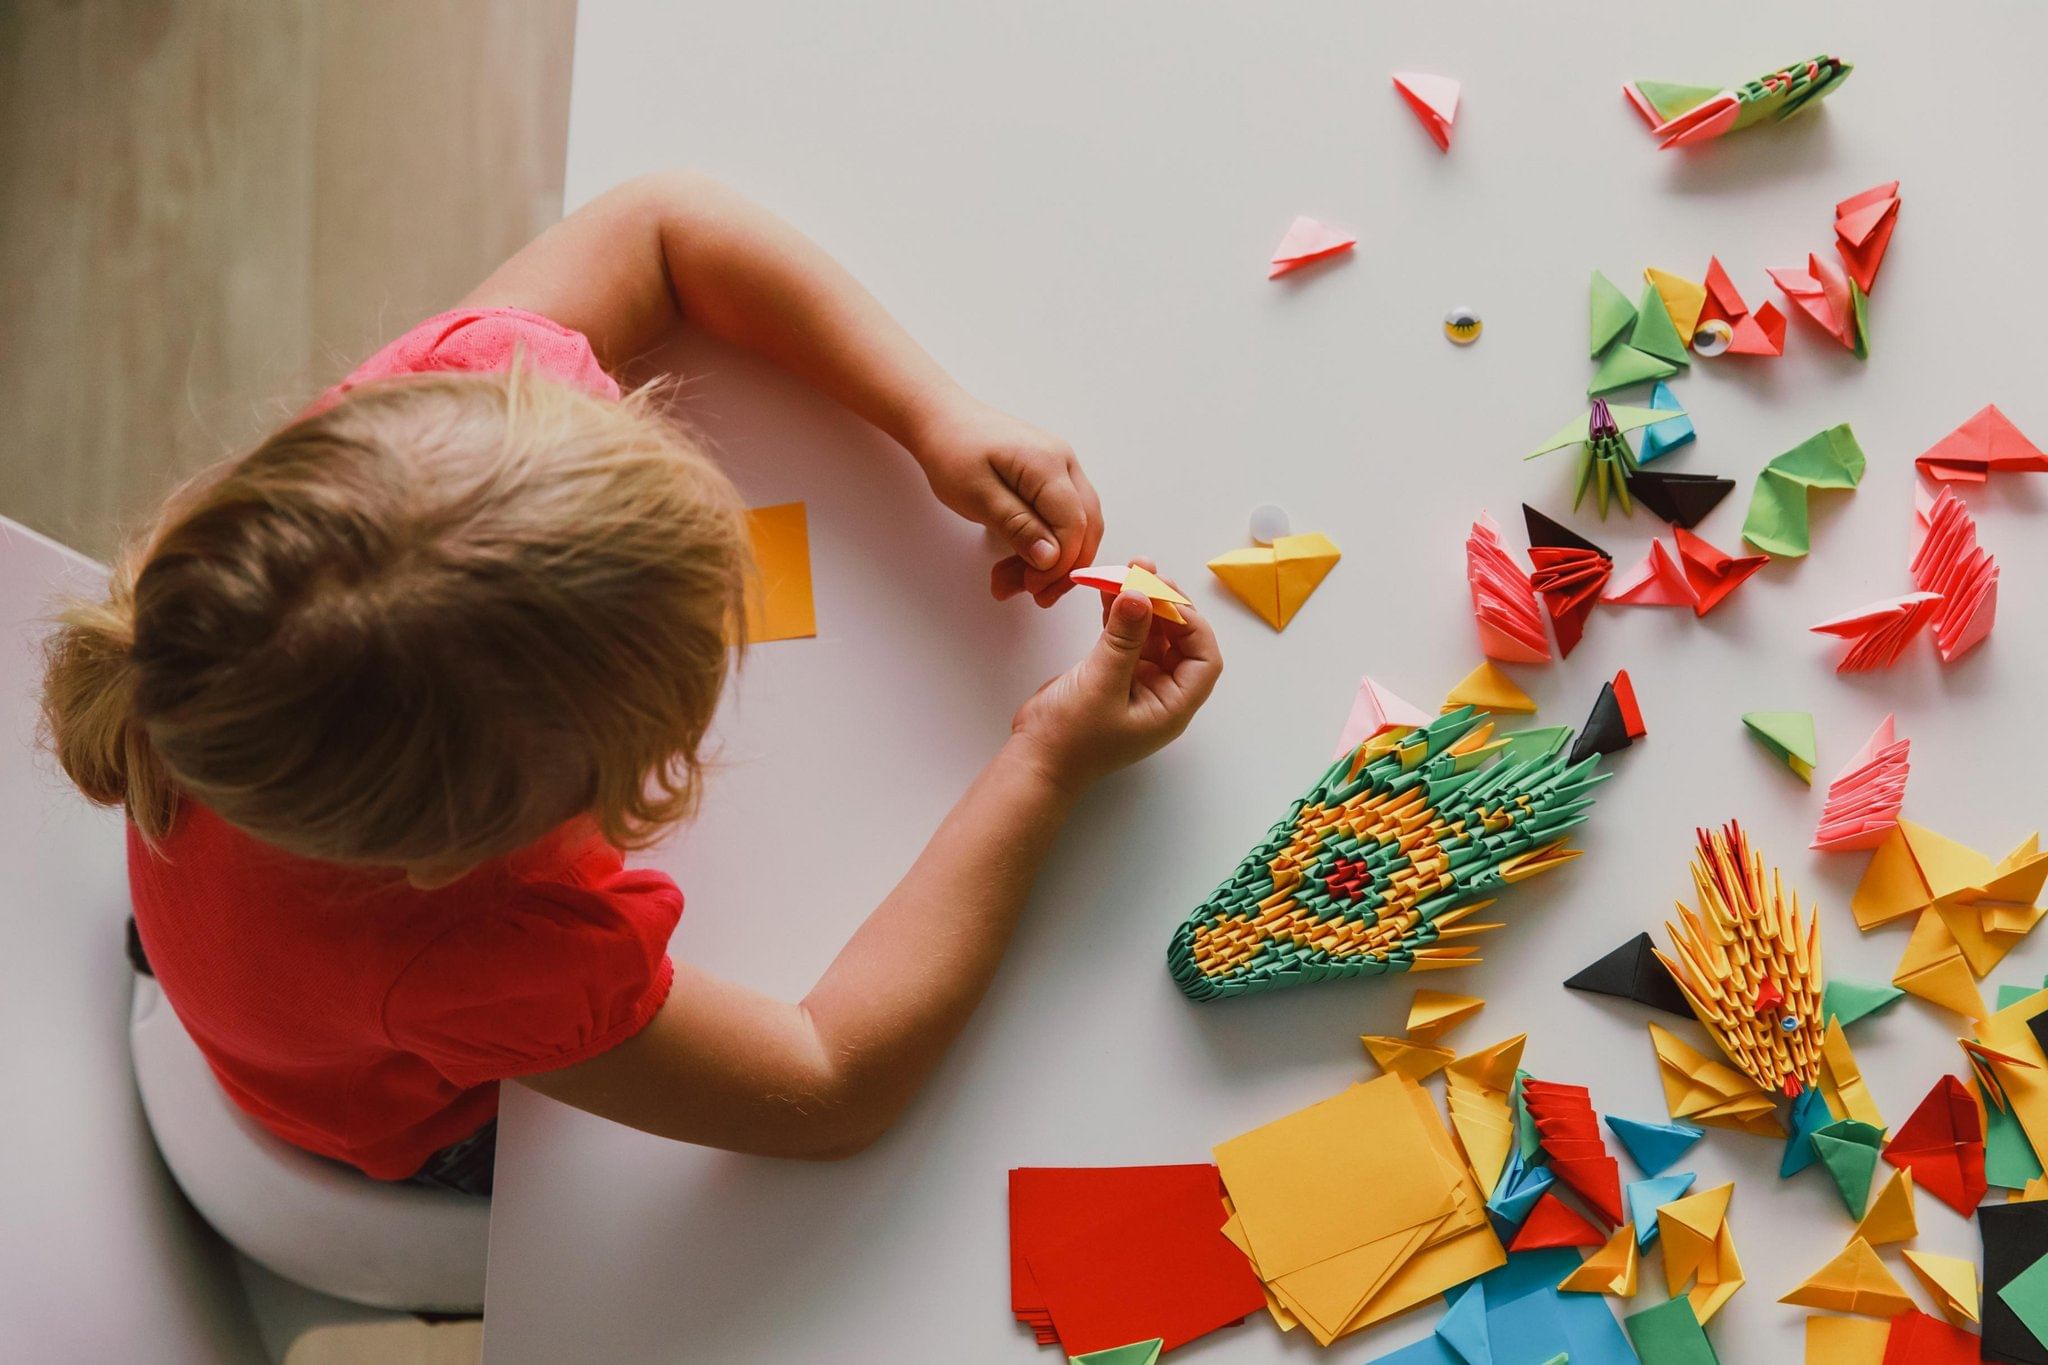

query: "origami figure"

left=1624, top=54, right=1853, bottom=150
left=1527, top=398, right=1682, bottom=519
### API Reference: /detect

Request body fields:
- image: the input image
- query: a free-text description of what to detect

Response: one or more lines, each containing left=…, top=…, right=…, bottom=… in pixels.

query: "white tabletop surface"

left=487, top=3, right=2048, bottom=1360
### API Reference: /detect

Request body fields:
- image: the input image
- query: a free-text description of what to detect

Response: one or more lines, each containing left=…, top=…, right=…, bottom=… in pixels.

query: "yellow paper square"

left=743, top=502, right=816, bottom=643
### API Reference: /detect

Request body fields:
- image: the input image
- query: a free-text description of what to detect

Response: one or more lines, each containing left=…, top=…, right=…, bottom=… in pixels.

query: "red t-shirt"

left=128, top=308, right=676, bottom=1180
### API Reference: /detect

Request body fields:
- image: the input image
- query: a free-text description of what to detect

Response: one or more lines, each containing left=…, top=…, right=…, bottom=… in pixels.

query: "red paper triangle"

left=1674, top=525, right=1767, bottom=617
left=1881, top=1075, right=1988, bottom=1215
left=1508, top=1190, right=1608, bottom=1250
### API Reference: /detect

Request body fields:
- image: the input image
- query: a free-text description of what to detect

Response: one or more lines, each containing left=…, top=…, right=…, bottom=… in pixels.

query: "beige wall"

left=0, top=0, right=576, bottom=560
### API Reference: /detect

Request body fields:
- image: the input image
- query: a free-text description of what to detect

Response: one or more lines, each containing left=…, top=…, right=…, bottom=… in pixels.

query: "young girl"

left=42, top=172, right=1220, bottom=1195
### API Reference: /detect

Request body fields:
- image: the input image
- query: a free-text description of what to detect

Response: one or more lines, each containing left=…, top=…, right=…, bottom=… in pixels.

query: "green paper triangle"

left=1822, top=977, right=1905, bottom=1029
left=1742, top=711, right=1817, bottom=769
left=1589, top=344, right=1677, bottom=396
left=1851, top=277, right=1871, bottom=360
left=1591, top=270, right=1636, bottom=357
left=1499, top=726, right=1572, bottom=766
left=1070, top=1342, right=1164, bottom=1365
left=1812, top=1119, right=1884, bottom=1216
left=1625, top=1294, right=1721, bottom=1364
left=1987, top=1073, right=2045, bottom=1189
left=1629, top=282, right=1691, bottom=366
left=1633, top=80, right=1724, bottom=122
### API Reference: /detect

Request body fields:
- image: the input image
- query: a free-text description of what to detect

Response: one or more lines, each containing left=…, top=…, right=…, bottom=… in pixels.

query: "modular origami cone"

left=1467, top=512, right=1550, bottom=661
left=1523, top=1079, right=1626, bottom=1225
left=1624, top=53, right=1853, bottom=149
left=1168, top=707, right=1605, bottom=1000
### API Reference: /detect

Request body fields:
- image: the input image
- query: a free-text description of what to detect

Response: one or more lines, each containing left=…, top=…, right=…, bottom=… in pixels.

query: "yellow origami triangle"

left=1852, top=1169, right=1917, bottom=1246
left=1650, top=1023, right=1780, bottom=1125
left=1936, top=896, right=2025, bottom=979
left=1446, top=1032, right=1527, bottom=1093
left=1819, top=1018, right=1884, bottom=1129
left=1851, top=825, right=1933, bottom=929
left=1903, top=821, right=1998, bottom=899
left=1120, top=564, right=1190, bottom=623
left=1273, top=533, right=1340, bottom=628
left=1407, top=989, right=1485, bottom=1042
left=2015, top=1174, right=2048, bottom=1203
left=1894, top=909, right=1988, bottom=1019
left=1779, top=1238, right=1916, bottom=1318
left=1559, top=1224, right=1639, bottom=1297
left=1646, top=267, right=1708, bottom=341
left=1361, top=1034, right=1455, bottom=1081
left=1901, top=1249, right=1979, bottom=1327
left=1441, top=662, right=1536, bottom=715
left=1660, top=1182, right=1734, bottom=1242
left=1207, top=548, right=1285, bottom=629
left=1690, top=1276, right=1744, bottom=1325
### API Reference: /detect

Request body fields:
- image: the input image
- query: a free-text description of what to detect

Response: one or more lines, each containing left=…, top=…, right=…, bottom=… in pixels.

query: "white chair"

left=128, top=974, right=492, bottom=1314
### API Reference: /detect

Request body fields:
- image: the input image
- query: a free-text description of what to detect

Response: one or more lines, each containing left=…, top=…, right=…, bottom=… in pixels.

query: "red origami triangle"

left=1612, top=668, right=1646, bottom=739
left=1602, top=539, right=1700, bottom=609
left=1724, top=302, right=1786, bottom=357
left=1268, top=216, right=1355, bottom=279
left=1508, top=1190, right=1608, bottom=1250
left=1915, top=404, right=2048, bottom=482
left=1699, top=255, right=1748, bottom=326
left=1674, top=525, right=1767, bottom=617
left=1881, top=1074, right=1988, bottom=1215
left=1391, top=72, right=1460, bottom=152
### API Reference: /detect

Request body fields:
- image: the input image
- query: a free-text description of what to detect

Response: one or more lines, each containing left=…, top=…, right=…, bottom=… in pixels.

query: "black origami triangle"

left=1563, top=931, right=1694, bottom=1017
left=1626, top=470, right=1734, bottom=530
left=1566, top=681, right=1632, bottom=767
left=1523, top=504, right=1609, bottom=557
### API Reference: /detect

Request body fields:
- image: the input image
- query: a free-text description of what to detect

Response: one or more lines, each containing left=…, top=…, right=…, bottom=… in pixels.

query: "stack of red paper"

left=1521, top=1079, right=1624, bottom=1225
left=1810, top=592, right=1944, bottom=673
left=1524, top=506, right=1610, bottom=657
left=1009, top=1164, right=1265, bottom=1355
left=1467, top=513, right=1550, bottom=662
left=1910, top=485, right=1999, bottom=662
left=1812, top=715, right=1911, bottom=852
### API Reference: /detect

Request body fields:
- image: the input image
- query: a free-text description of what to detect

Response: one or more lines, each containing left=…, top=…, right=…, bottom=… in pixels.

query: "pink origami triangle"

left=1391, top=72, right=1460, bottom=151
left=1601, top=539, right=1700, bottom=609
left=1332, top=676, right=1433, bottom=759
left=1656, top=95, right=1741, bottom=148
left=1813, top=714, right=1911, bottom=852
left=1812, top=592, right=1944, bottom=672
left=1268, top=216, right=1356, bottom=279
left=1770, top=260, right=1855, bottom=349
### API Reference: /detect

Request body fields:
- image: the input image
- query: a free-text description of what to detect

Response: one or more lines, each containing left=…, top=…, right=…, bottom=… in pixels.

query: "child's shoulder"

left=320, top=306, right=621, bottom=410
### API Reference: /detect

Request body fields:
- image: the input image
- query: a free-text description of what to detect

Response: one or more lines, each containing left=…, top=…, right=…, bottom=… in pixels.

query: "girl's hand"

left=910, top=398, right=1105, bottom=607
left=1008, top=562, right=1222, bottom=794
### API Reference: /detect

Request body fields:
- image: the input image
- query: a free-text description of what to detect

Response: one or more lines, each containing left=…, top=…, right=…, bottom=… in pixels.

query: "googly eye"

left=1248, top=503, right=1292, bottom=545
left=1443, top=307, right=1482, bottom=345
left=1779, top=1014, right=1801, bottom=1033
left=1692, top=318, right=1734, bottom=356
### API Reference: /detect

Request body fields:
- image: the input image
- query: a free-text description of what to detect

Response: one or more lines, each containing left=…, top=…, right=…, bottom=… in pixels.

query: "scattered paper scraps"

left=1835, top=181, right=1900, bottom=293
left=1853, top=1167, right=1918, bottom=1246
left=1608, top=1116, right=1704, bottom=1176
left=1528, top=399, right=1678, bottom=518
left=1741, top=423, right=1867, bottom=558
left=1648, top=1021, right=1785, bottom=1135
left=1883, top=1074, right=1988, bottom=1214
left=1409, top=989, right=1485, bottom=1043
left=1208, top=531, right=1340, bottom=630
left=1170, top=707, right=1603, bottom=1000
left=1916, top=404, right=2048, bottom=482
left=1212, top=1075, right=1504, bottom=1345
left=1623, top=53, right=1853, bottom=149
left=1771, top=252, right=1863, bottom=352
left=1268, top=216, right=1355, bottom=278
left=1560, top=1223, right=1640, bottom=1296
left=1589, top=270, right=1635, bottom=356
left=1824, top=976, right=1906, bottom=1028
left=1627, top=1172, right=1696, bottom=1246
left=1008, top=1164, right=1266, bottom=1355
left=1567, top=678, right=1633, bottom=765
left=1509, top=1191, right=1608, bottom=1250
left=1069, top=563, right=1191, bottom=624
left=1691, top=319, right=1734, bottom=357
left=1441, top=661, right=1535, bottom=715
left=1392, top=72, right=1461, bottom=151
left=1467, top=512, right=1551, bottom=661
left=1813, top=1118, right=1885, bottom=1215
left=1812, top=716, right=1909, bottom=852
left=1603, top=539, right=1699, bottom=608
left=1523, top=505, right=1611, bottom=657
left=1811, top=591, right=1943, bottom=673
left=1675, top=526, right=1767, bottom=616
left=1741, top=710, right=1816, bottom=783
left=1644, top=272, right=1706, bottom=348
left=1902, top=1248, right=1981, bottom=1328
left=1523, top=1079, right=1626, bottom=1225
left=1780, top=1236, right=1914, bottom=1318
left=1333, top=675, right=1434, bottom=760
left=1985, top=1198, right=2048, bottom=1363
left=1567, top=933, right=1693, bottom=1017
left=1658, top=1180, right=1744, bottom=1322
left=1363, top=1033, right=1457, bottom=1081
left=1629, top=469, right=1736, bottom=529
left=1067, top=1339, right=1162, bottom=1365
left=1624, top=1293, right=1720, bottom=1363
left=1879, top=1308, right=1981, bottom=1365
left=1911, top=484, right=1999, bottom=663
left=742, top=502, right=817, bottom=643
left=1443, top=305, right=1482, bottom=345
left=1654, top=822, right=1824, bottom=1098
left=1806, top=1313, right=1891, bottom=1365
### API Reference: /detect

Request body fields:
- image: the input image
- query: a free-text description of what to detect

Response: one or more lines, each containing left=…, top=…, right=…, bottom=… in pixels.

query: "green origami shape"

left=1513, top=1068, right=1542, bottom=1161
left=1822, top=977, right=1904, bottom=1029
left=1742, top=711, right=1816, bottom=775
left=1740, top=424, right=1867, bottom=558
left=1591, top=269, right=1637, bottom=357
left=1531, top=401, right=1679, bottom=519
left=1812, top=1118, right=1884, bottom=1216
left=1851, top=277, right=1871, bottom=360
left=1168, top=707, right=1608, bottom=1000
left=1499, top=726, right=1573, bottom=766
left=1589, top=343, right=1678, bottom=397
left=1629, top=283, right=1691, bottom=366
left=1633, top=80, right=1723, bottom=122
left=1999, top=1251, right=2048, bottom=1359
left=1069, top=1340, right=1163, bottom=1365
left=1625, top=1294, right=1721, bottom=1364
left=1731, top=54, right=1854, bottom=131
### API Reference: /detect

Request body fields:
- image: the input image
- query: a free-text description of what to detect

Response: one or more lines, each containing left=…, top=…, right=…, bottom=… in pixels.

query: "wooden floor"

left=0, top=0, right=578, bottom=561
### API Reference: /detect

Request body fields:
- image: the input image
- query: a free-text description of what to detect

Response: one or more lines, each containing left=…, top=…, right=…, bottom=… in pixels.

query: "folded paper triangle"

left=1647, top=1022, right=1784, bottom=1135
left=1589, top=344, right=1678, bottom=396
left=1629, top=282, right=1691, bottom=366
left=1639, top=380, right=1695, bottom=462
left=1559, top=1223, right=1640, bottom=1296
left=1781, top=1085, right=1833, bottom=1178
left=1589, top=270, right=1636, bottom=357
left=1813, top=716, right=1910, bottom=852
left=1442, top=661, right=1536, bottom=716
left=1771, top=252, right=1859, bottom=350
left=1835, top=182, right=1900, bottom=294
left=1268, top=216, right=1355, bottom=278
left=1567, top=934, right=1692, bottom=1016
left=1509, top=1191, right=1608, bottom=1251
left=1566, top=681, right=1631, bottom=767
left=1524, top=505, right=1611, bottom=658
left=1068, top=1341, right=1164, bottom=1365
left=1607, top=1116, right=1704, bottom=1176
left=1069, top=563, right=1191, bottom=624
left=1407, top=990, right=1485, bottom=1043
left=1603, top=539, right=1699, bottom=608
left=1644, top=270, right=1706, bottom=345
left=1466, top=513, right=1550, bottom=662
left=1332, top=676, right=1433, bottom=760
left=1915, top=404, right=2048, bottom=483
left=1626, top=1172, right=1696, bottom=1245
left=1208, top=532, right=1340, bottom=630
left=1391, top=72, right=1460, bottom=151
left=1656, top=1180, right=1744, bottom=1323
left=1741, top=711, right=1816, bottom=783
left=1779, top=1238, right=1916, bottom=1318
left=1883, top=1075, right=1988, bottom=1214
left=1628, top=470, right=1734, bottom=529
left=1724, top=302, right=1786, bottom=357
left=1852, top=1168, right=1917, bottom=1246
left=1823, top=977, right=1906, bottom=1028
left=1901, top=1249, right=1980, bottom=1328
left=1813, top=1118, right=1885, bottom=1216
left=1910, top=485, right=1998, bottom=663
left=1810, top=592, right=1943, bottom=673
left=1362, top=1034, right=1457, bottom=1081
left=1673, top=527, right=1766, bottom=618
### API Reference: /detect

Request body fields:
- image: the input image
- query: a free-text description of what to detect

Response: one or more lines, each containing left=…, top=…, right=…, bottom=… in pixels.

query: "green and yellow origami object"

left=1624, top=54, right=1853, bottom=150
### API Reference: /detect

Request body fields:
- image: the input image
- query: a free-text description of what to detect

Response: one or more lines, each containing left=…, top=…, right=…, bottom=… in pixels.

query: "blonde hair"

left=40, top=368, right=751, bottom=871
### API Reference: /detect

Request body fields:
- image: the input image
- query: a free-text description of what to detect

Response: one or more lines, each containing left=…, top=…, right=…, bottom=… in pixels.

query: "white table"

left=486, top=4, right=2048, bottom=1359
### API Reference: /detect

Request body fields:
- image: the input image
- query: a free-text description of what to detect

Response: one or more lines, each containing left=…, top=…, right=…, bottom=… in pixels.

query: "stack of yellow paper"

left=1213, top=1075, right=1505, bottom=1346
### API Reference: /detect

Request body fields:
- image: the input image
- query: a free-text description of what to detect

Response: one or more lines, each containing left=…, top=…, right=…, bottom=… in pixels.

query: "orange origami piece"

left=1445, top=1034, right=1525, bottom=1195
left=1508, top=1191, right=1607, bottom=1251
left=743, top=502, right=818, bottom=642
left=1268, top=216, right=1355, bottom=279
left=1440, top=661, right=1535, bottom=716
left=1852, top=821, right=2048, bottom=1017
left=1069, top=563, right=1191, bottom=624
left=1406, top=990, right=1485, bottom=1043
left=1852, top=1168, right=1918, bottom=1246
left=1466, top=512, right=1550, bottom=662
left=1559, top=1223, right=1640, bottom=1297
left=1601, top=538, right=1699, bottom=609
left=1208, top=532, right=1341, bottom=630
left=1361, top=1034, right=1456, bottom=1081
left=1391, top=72, right=1460, bottom=151
left=1910, top=484, right=1998, bottom=663
left=1915, top=404, right=2048, bottom=483
left=1901, top=1249, right=1979, bottom=1328
left=1779, top=1237, right=1916, bottom=1318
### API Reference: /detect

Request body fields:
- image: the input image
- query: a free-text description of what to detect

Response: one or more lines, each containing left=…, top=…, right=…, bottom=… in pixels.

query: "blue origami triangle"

left=1638, top=380, right=1695, bottom=463
left=1486, top=1150, right=1556, bottom=1240
left=1780, top=1086, right=1831, bottom=1178
left=1436, top=1278, right=1492, bottom=1365
left=1605, top=1114, right=1705, bottom=1175
left=1625, top=1171, right=1696, bottom=1248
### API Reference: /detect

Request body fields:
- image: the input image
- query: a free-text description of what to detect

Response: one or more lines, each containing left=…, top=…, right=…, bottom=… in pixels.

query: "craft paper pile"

left=1392, top=72, right=1460, bottom=151
left=1623, top=53, right=1853, bottom=149
left=1917, top=404, right=2048, bottom=482
left=1911, top=484, right=1999, bottom=662
left=1365, top=1249, right=1638, bottom=1364
left=1527, top=399, right=1683, bottom=517
left=1268, top=216, right=1354, bottom=278
left=1523, top=505, right=1611, bottom=657
left=1625, top=1294, right=1720, bottom=1363
left=742, top=502, right=817, bottom=642
left=1213, top=1075, right=1504, bottom=1345
left=1208, top=531, right=1340, bottom=630
left=1741, top=424, right=1866, bottom=557
left=1811, top=591, right=1943, bottom=673
left=1170, top=707, right=1604, bottom=999
left=1902, top=1249, right=1980, bottom=1329
left=1770, top=253, right=1866, bottom=356
left=1812, top=716, right=1910, bottom=852
left=1009, top=1164, right=1266, bottom=1354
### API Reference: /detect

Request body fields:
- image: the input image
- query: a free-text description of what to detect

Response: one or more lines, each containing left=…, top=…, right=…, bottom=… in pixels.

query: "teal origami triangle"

left=1813, top=1118, right=1884, bottom=1216
left=1436, top=1278, right=1492, bottom=1364
left=1070, top=1341, right=1164, bottom=1365
left=1627, top=1171, right=1696, bottom=1248
left=1780, top=1086, right=1833, bottom=1177
left=1639, top=380, right=1695, bottom=463
left=1589, top=344, right=1677, bottom=396
left=1823, top=977, right=1905, bottom=1029
left=1590, top=270, right=1636, bottom=357
left=1628, top=282, right=1691, bottom=366
left=1607, top=1114, right=1705, bottom=1176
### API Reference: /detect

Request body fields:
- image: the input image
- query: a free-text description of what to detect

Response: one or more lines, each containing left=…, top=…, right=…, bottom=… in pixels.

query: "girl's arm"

left=519, top=578, right=1221, bottom=1158
left=462, top=171, right=1102, bottom=605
